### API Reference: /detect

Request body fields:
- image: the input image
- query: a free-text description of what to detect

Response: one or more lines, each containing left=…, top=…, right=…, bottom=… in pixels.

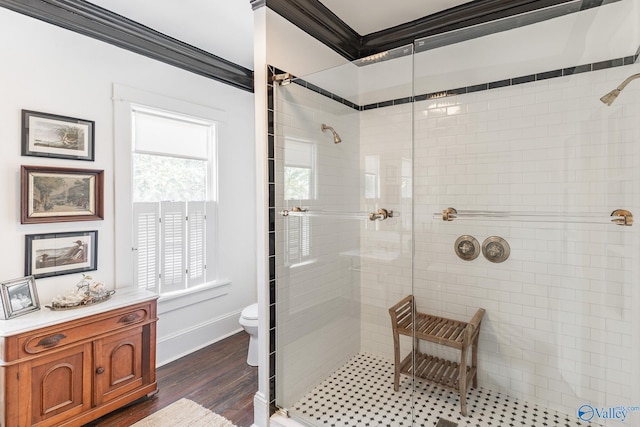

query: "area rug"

left=131, top=398, right=238, bottom=427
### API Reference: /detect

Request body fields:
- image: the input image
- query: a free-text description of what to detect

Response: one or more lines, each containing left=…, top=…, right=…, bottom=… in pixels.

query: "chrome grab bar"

left=280, top=207, right=396, bottom=222
left=436, top=207, right=633, bottom=226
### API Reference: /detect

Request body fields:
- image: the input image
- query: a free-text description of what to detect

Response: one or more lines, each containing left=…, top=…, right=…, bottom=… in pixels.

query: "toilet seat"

left=241, top=303, right=258, bottom=320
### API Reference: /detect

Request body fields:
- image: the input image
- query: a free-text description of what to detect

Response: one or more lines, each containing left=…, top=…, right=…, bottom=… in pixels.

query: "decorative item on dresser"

left=0, top=289, right=158, bottom=427
left=0, top=275, right=40, bottom=319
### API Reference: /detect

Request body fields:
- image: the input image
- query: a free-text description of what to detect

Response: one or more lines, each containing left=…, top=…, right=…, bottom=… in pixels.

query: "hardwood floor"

left=84, top=332, right=258, bottom=427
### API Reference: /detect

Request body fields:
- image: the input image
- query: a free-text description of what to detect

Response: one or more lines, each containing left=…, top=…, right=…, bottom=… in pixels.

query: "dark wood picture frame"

left=22, top=109, right=95, bottom=161
left=25, top=231, right=98, bottom=279
left=21, top=165, right=104, bottom=224
left=0, top=275, right=40, bottom=319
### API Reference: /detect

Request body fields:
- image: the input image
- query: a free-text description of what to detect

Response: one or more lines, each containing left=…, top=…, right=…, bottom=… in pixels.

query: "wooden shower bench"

left=389, top=295, right=485, bottom=416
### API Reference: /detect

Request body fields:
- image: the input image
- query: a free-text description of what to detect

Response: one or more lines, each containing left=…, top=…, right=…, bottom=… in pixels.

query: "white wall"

left=253, top=7, right=354, bottom=425
left=0, top=7, right=256, bottom=364
left=265, top=9, right=347, bottom=78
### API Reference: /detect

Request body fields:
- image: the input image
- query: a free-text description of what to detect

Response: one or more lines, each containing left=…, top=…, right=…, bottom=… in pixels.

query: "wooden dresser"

left=0, top=289, right=158, bottom=427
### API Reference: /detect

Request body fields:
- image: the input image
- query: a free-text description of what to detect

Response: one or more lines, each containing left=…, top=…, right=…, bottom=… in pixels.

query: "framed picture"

left=25, top=231, right=98, bottom=279
left=0, top=276, right=40, bottom=319
left=21, top=165, right=104, bottom=224
left=22, top=110, right=95, bottom=161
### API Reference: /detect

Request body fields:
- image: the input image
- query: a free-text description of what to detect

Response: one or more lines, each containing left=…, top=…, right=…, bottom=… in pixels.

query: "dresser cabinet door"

left=93, top=327, right=144, bottom=405
left=23, top=343, right=92, bottom=427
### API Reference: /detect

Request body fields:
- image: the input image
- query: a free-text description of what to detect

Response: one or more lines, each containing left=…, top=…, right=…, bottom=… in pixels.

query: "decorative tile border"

left=267, top=65, right=278, bottom=411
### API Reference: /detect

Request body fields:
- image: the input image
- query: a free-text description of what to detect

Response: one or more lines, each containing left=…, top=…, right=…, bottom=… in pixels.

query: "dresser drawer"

left=18, top=302, right=153, bottom=358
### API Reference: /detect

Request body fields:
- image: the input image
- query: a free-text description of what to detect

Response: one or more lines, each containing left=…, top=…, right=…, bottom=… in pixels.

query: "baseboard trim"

left=253, top=391, right=269, bottom=427
left=156, top=310, right=243, bottom=366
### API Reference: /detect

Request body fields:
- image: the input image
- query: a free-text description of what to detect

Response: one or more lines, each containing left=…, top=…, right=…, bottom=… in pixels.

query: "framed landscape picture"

left=21, top=165, right=104, bottom=224
left=0, top=276, right=40, bottom=319
left=25, top=231, right=98, bottom=279
left=21, top=110, right=95, bottom=161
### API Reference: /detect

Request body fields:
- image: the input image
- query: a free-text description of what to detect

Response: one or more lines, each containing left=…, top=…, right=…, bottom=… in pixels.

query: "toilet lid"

left=241, top=303, right=258, bottom=320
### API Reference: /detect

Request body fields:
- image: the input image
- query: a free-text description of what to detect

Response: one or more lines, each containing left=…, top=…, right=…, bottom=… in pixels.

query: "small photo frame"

left=22, top=110, right=95, bottom=161
left=21, top=165, right=104, bottom=224
left=0, top=276, right=40, bottom=319
left=25, top=231, right=98, bottom=279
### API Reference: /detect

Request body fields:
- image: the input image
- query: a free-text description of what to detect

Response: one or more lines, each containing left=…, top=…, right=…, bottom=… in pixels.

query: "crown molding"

left=265, top=0, right=361, bottom=59
left=361, top=0, right=607, bottom=56
left=267, top=0, right=594, bottom=61
left=0, top=0, right=254, bottom=92
left=251, top=0, right=266, bottom=11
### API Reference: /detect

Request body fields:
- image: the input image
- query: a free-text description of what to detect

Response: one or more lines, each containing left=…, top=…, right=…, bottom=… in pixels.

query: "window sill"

left=157, top=280, right=231, bottom=315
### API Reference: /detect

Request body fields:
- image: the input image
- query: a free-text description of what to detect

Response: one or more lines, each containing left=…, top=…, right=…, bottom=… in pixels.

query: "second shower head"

left=600, top=73, right=640, bottom=106
left=321, top=123, right=342, bottom=143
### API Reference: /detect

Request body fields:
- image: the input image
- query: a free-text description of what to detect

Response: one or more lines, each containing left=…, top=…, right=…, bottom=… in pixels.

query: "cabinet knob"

left=96, top=367, right=105, bottom=375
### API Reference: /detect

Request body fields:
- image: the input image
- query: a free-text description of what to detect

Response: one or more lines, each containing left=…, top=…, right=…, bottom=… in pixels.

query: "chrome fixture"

left=438, top=207, right=633, bottom=226
left=454, top=235, right=480, bottom=261
left=280, top=207, right=396, bottom=222
left=272, top=72, right=293, bottom=86
left=321, top=124, right=342, bottom=143
left=482, top=236, right=510, bottom=263
left=600, top=73, right=640, bottom=106
left=369, top=208, right=393, bottom=221
left=610, top=209, right=634, bottom=226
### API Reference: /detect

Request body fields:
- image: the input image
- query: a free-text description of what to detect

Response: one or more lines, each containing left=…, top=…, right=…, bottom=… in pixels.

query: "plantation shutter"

left=187, top=201, right=206, bottom=287
left=301, top=216, right=310, bottom=257
left=285, top=216, right=311, bottom=265
left=133, top=202, right=160, bottom=293
left=205, top=201, right=217, bottom=281
left=161, top=201, right=186, bottom=293
left=286, top=217, right=300, bottom=263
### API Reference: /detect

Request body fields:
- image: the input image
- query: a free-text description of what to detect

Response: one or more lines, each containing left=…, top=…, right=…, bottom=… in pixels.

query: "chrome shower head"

left=601, top=73, right=640, bottom=106
left=321, top=123, right=342, bottom=143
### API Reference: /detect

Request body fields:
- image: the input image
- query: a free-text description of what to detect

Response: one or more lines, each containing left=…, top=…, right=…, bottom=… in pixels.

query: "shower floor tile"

left=289, top=353, right=598, bottom=427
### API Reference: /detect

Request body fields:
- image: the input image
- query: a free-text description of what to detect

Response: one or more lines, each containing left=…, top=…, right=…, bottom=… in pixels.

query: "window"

left=131, top=107, right=217, bottom=294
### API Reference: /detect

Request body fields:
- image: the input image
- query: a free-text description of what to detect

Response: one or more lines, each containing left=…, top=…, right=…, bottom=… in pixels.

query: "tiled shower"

left=270, top=1, right=640, bottom=426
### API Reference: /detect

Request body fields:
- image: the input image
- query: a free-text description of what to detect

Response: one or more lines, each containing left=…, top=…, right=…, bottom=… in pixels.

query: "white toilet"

left=239, top=303, right=259, bottom=366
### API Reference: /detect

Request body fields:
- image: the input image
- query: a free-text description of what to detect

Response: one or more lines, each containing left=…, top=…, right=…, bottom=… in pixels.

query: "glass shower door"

left=272, top=44, right=415, bottom=426
left=411, top=1, right=640, bottom=425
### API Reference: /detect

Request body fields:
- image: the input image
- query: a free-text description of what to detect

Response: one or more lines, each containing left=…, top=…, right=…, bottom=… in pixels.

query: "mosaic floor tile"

left=289, top=353, right=599, bottom=427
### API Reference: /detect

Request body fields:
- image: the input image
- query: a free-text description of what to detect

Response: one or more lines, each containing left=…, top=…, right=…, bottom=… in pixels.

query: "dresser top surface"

left=0, top=288, right=158, bottom=336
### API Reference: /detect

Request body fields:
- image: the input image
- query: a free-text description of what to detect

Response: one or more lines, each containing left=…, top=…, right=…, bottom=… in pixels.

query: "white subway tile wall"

left=275, top=62, right=640, bottom=423
left=360, top=63, right=640, bottom=419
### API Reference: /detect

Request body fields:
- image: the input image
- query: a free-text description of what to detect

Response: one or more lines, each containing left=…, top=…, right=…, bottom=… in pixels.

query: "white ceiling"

left=87, top=0, right=474, bottom=70
left=318, top=0, right=473, bottom=35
